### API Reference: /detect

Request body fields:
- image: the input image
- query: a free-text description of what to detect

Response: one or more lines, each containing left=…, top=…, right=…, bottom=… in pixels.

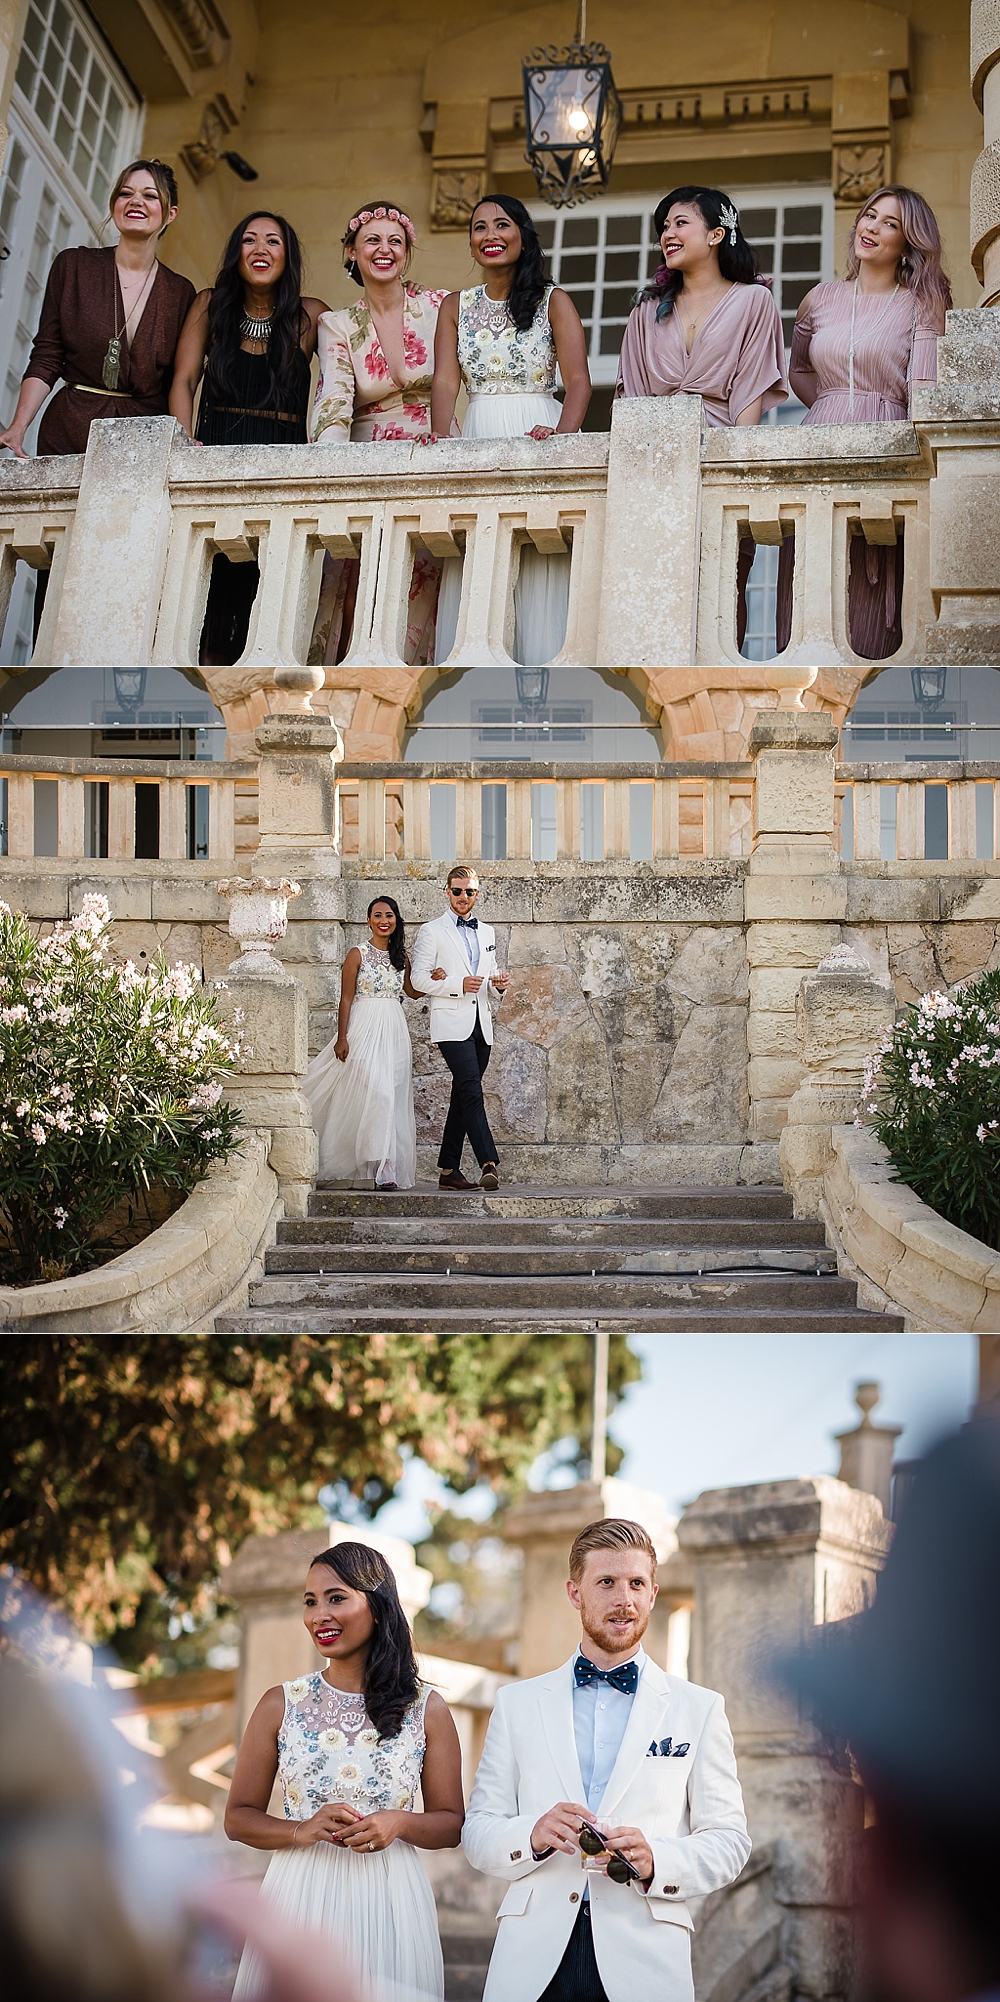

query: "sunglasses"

left=578, top=1820, right=641, bottom=1885
left=449, top=886, right=478, bottom=897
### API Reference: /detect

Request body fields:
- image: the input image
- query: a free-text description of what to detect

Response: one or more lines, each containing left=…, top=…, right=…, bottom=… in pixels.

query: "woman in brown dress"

left=778, top=185, right=951, bottom=660
left=0, top=158, right=194, bottom=459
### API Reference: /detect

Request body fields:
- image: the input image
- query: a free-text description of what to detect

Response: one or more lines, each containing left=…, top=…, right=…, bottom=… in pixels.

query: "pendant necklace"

left=680, top=283, right=731, bottom=351
left=240, top=310, right=272, bottom=344
left=102, top=259, right=157, bottom=392
left=848, top=278, right=899, bottom=419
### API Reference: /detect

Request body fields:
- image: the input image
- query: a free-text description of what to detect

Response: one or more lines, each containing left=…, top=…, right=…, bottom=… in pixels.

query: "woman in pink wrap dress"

left=778, top=184, right=951, bottom=659
left=617, top=186, right=787, bottom=650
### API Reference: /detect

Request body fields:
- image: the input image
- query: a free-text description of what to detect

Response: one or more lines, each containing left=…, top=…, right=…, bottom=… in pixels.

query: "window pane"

left=69, top=29, right=87, bottom=74
left=782, top=241, right=822, bottom=272
left=35, top=81, right=55, bottom=127
left=535, top=217, right=555, bottom=248
left=61, top=70, right=79, bottom=118
left=24, top=7, right=46, bottom=58
left=740, top=208, right=776, bottom=237
left=565, top=287, right=594, bottom=317
left=781, top=278, right=816, bottom=311
left=752, top=244, right=774, bottom=272
left=785, top=205, right=822, bottom=234
left=90, top=166, right=109, bottom=208
left=42, top=37, right=63, bottom=86
left=54, top=109, right=73, bottom=157
left=97, top=127, right=115, bottom=171
left=81, top=99, right=98, bottom=143
left=606, top=213, right=643, bottom=244
left=105, top=90, right=122, bottom=135
left=14, top=49, right=37, bottom=97
left=604, top=249, right=639, bottom=281
left=599, top=324, right=626, bottom=354
left=52, top=1, right=72, bottom=47
left=562, top=216, right=598, bottom=246
left=601, top=283, right=638, bottom=315
left=560, top=251, right=597, bottom=281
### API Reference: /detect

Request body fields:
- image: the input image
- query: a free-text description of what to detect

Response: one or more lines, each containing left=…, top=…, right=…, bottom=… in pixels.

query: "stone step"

left=442, top=1935, right=494, bottom=2002
left=265, top=1244, right=838, bottom=1277
left=216, top=1305, right=905, bottom=1333
left=277, top=1216, right=827, bottom=1250
left=309, top=1184, right=797, bottom=1221
left=246, top=1272, right=861, bottom=1312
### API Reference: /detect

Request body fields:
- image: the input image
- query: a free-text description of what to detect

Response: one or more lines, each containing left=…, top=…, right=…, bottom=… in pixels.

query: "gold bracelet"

left=292, top=1822, right=303, bottom=1847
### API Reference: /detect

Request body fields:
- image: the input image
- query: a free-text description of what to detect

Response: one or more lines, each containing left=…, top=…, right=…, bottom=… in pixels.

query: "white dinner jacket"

left=409, top=910, right=499, bottom=1046
left=462, top=1654, right=750, bottom=2002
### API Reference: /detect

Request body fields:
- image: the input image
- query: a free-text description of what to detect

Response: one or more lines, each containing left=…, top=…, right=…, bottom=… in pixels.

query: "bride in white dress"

left=302, top=896, right=419, bottom=1190
left=225, top=1540, right=464, bottom=2002
left=431, top=194, right=591, bottom=666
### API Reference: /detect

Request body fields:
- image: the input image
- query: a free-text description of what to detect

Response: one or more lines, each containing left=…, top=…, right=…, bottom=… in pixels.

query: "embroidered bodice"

left=457, top=283, right=556, bottom=396
left=277, top=1672, right=429, bottom=1820
left=355, top=942, right=405, bottom=1001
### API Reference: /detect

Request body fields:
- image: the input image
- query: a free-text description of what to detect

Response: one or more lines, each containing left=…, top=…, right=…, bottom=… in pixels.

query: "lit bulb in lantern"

left=567, top=99, right=590, bottom=134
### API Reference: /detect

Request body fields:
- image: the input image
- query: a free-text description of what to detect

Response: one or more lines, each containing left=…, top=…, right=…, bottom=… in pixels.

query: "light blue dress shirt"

left=447, top=903, right=481, bottom=974
left=573, top=1645, right=646, bottom=1811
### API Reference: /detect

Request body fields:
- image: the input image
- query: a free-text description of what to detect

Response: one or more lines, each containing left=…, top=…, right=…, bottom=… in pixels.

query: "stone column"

left=679, top=1477, right=893, bottom=2002
left=745, top=714, right=846, bottom=1166
left=834, top=1382, right=901, bottom=1516
left=972, top=0, right=1000, bottom=305
left=503, top=1478, right=678, bottom=1679
left=779, top=943, right=896, bottom=1216
left=253, top=694, right=347, bottom=1055
left=47, top=415, right=177, bottom=666
left=215, top=875, right=318, bottom=1219
left=596, top=395, right=704, bottom=672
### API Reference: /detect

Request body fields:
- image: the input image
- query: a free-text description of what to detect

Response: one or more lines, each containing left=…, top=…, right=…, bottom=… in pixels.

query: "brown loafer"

left=479, top=1164, right=500, bottom=1190
left=439, top=1169, right=476, bottom=1190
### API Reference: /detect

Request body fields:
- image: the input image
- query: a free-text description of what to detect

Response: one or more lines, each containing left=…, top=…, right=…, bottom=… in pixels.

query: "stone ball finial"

left=764, top=662, right=819, bottom=709
left=267, top=662, right=326, bottom=716
left=855, top=1380, right=881, bottom=1423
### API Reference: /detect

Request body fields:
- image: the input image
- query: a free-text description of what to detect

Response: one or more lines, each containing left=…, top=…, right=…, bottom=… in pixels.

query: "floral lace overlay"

left=356, top=943, right=404, bottom=1001
left=278, top=1672, right=429, bottom=1820
left=458, top=284, right=556, bottom=396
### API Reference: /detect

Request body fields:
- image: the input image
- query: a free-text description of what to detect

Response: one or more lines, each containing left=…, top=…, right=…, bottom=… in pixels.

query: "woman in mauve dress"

left=308, top=201, right=455, bottom=671
left=617, top=187, right=787, bottom=651
left=777, top=185, right=952, bottom=660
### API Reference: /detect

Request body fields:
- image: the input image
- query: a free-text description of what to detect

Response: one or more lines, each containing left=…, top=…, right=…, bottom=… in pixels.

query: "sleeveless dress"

left=232, top=1674, right=443, bottom=2002
left=196, top=345, right=312, bottom=666
left=442, top=283, right=569, bottom=667
left=302, top=942, right=417, bottom=1188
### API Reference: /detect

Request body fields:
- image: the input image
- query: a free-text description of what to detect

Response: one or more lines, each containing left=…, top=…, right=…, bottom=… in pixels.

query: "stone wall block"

left=596, top=395, right=705, bottom=668
left=48, top=416, right=176, bottom=666
left=780, top=947, right=896, bottom=1214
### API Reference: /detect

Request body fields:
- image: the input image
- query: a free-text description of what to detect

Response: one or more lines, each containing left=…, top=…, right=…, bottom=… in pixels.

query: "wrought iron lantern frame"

left=521, top=2, right=622, bottom=208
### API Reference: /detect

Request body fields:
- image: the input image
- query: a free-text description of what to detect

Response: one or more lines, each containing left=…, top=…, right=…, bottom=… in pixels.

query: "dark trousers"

left=436, top=1016, right=498, bottom=1172
left=536, top=1903, right=610, bottom=2002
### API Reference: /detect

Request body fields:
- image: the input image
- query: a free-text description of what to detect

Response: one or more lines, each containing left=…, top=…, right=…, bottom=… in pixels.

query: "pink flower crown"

left=344, top=205, right=415, bottom=246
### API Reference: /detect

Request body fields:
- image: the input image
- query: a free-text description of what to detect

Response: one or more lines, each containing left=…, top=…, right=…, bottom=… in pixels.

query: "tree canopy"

left=0, top=1333, right=640, bottom=1649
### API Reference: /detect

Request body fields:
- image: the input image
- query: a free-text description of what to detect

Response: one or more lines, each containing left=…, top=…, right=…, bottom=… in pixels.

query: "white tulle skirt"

left=231, top=1837, right=444, bottom=2002
left=458, top=391, right=571, bottom=669
left=302, top=995, right=417, bottom=1188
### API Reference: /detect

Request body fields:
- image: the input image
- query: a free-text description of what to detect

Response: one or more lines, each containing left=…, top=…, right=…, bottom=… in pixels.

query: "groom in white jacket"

left=409, top=864, right=509, bottom=1190
left=463, top=1517, right=751, bottom=2002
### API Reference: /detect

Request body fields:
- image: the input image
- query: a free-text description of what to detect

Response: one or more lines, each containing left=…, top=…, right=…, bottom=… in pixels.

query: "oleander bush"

left=0, top=894, right=244, bottom=1286
left=858, top=965, right=1000, bottom=1251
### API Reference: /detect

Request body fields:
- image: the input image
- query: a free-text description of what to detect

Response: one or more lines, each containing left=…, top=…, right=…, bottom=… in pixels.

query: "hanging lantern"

left=522, top=1, right=622, bottom=208
left=910, top=664, right=948, bottom=711
left=515, top=663, right=550, bottom=710
left=112, top=666, right=147, bottom=713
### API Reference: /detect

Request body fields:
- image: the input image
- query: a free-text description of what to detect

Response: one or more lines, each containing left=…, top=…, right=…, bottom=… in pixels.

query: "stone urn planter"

left=216, top=875, right=302, bottom=975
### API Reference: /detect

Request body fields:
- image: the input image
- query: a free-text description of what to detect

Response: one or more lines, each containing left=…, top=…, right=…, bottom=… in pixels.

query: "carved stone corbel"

left=430, top=163, right=488, bottom=232
left=832, top=139, right=892, bottom=206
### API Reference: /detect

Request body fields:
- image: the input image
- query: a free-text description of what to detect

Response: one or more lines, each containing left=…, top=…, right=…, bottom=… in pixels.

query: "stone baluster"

left=214, top=873, right=317, bottom=1219
left=779, top=942, right=897, bottom=1216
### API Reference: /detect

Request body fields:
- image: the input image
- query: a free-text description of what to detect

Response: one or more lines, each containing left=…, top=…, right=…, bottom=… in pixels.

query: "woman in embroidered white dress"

left=431, top=195, right=591, bottom=667
left=302, top=896, right=421, bottom=1190
left=308, top=201, right=456, bottom=668
left=226, top=1541, right=463, bottom=2002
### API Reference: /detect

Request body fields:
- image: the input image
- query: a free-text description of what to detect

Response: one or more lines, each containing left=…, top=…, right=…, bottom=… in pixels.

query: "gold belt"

left=212, top=406, right=301, bottom=422
left=71, top=383, right=137, bottom=398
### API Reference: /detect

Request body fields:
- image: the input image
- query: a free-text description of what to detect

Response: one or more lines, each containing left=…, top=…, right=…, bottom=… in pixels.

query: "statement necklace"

left=101, top=258, right=157, bottom=391
left=240, top=310, right=272, bottom=344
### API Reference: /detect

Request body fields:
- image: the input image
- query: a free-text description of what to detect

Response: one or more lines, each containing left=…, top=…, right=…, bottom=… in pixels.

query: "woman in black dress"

left=170, top=212, right=328, bottom=664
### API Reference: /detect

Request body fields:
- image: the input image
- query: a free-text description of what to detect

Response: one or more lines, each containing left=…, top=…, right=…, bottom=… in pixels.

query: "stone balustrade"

left=336, top=761, right=753, bottom=862
left=3, top=306, right=998, bottom=763
left=0, top=753, right=254, bottom=861
left=838, top=761, right=1000, bottom=861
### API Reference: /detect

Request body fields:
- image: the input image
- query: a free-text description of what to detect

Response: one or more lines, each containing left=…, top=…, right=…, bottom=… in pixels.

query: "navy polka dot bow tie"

left=574, top=1654, right=638, bottom=1695
left=456, top=915, right=479, bottom=928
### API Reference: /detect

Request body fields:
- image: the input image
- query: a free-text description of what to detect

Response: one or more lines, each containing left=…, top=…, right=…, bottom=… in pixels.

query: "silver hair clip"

left=719, top=202, right=739, bottom=246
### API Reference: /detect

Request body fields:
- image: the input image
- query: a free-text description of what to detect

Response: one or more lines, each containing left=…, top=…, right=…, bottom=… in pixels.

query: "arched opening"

left=403, top=662, right=664, bottom=762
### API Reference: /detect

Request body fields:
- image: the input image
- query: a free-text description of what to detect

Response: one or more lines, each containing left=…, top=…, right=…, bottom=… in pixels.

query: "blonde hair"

left=108, top=159, right=178, bottom=238
left=846, top=185, right=952, bottom=321
left=569, top=1517, right=657, bottom=1582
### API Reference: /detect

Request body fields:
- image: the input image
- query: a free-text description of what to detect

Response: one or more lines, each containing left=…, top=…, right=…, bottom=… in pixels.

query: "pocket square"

left=672, top=1742, right=690, bottom=1758
left=648, top=1737, right=674, bottom=1757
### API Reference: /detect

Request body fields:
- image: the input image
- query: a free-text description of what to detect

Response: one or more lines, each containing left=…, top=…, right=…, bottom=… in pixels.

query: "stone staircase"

left=215, top=1185, right=903, bottom=1332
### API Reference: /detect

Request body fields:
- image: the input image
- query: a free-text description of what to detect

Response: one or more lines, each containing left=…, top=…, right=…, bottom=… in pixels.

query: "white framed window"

left=0, top=0, right=140, bottom=664
left=531, top=185, right=835, bottom=389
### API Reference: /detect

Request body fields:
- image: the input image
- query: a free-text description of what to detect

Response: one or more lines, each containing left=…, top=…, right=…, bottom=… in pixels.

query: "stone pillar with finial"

left=780, top=943, right=897, bottom=1216
left=834, top=1381, right=902, bottom=1517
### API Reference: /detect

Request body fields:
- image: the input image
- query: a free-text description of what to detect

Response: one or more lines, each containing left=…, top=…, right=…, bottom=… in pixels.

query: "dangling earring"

left=346, top=257, right=361, bottom=285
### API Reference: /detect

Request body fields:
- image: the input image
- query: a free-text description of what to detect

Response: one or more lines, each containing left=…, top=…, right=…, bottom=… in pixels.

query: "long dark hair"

left=470, top=194, right=548, bottom=332
left=642, top=186, right=759, bottom=321
left=311, top=1543, right=420, bottom=1740
left=203, top=211, right=308, bottom=409
left=368, top=895, right=405, bottom=972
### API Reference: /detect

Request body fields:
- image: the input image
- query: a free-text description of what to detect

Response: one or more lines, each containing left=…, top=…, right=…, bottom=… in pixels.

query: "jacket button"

left=664, top=1885, right=679, bottom=1894
left=570, top=1892, right=579, bottom=1903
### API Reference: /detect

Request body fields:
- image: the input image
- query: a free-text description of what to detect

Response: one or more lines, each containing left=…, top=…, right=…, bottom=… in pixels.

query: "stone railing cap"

left=677, top=1474, right=893, bottom=1558
left=748, top=713, right=840, bottom=753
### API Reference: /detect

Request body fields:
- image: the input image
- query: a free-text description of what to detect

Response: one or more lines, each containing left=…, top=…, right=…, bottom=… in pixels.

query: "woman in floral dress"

left=226, top=1540, right=463, bottom=2002
left=309, top=201, right=456, bottom=667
